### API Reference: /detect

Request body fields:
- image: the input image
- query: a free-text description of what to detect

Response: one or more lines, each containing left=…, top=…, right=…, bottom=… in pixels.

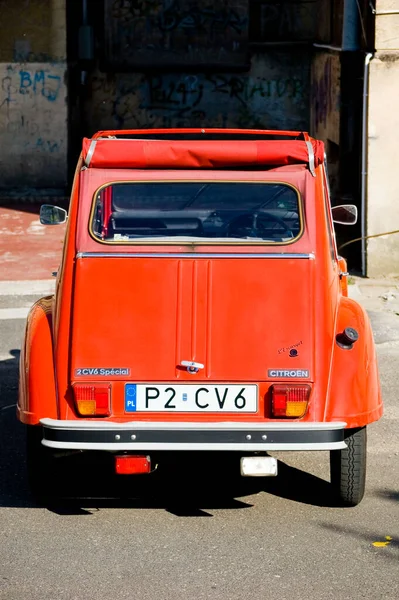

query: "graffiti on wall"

left=0, top=67, right=62, bottom=106
left=0, top=63, right=67, bottom=187
left=104, top=0, right=249, bottom=68
left=87, top=53, right=310, bottom=131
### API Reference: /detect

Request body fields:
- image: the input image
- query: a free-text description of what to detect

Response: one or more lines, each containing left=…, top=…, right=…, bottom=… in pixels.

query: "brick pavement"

left=0, top=205, right=66, bottom=282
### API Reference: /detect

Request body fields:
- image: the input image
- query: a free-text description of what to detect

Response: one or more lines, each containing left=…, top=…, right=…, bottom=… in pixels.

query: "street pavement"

left=0, top=205, right=66, bottom=281
left=0, top=210, right=398, bottom=600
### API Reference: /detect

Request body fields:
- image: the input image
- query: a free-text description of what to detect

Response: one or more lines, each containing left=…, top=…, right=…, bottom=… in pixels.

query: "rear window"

left=90, top=182, right=302, bottom=244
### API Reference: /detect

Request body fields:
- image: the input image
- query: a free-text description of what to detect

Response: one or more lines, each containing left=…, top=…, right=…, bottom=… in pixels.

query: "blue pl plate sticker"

left=125, top=384, right=137, bottom=412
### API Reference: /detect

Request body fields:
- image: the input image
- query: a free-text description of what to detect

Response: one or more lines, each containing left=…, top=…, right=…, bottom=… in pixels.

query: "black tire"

left=330, top=426, right=367, bottom=507
left=26, top=425, right=55, bottom=504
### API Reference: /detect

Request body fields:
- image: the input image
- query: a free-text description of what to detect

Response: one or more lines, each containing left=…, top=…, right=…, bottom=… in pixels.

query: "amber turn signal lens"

left=271, top=384, right=311, bottom=418
left=76, top=399, right=97, bottom=415
left=285, top=400, right=308, bottom=418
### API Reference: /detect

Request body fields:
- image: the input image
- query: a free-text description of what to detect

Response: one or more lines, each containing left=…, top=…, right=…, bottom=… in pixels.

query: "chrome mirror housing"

left=332, top=205, right=358, bottom=225
left=40, top=205, right=68, bottom=225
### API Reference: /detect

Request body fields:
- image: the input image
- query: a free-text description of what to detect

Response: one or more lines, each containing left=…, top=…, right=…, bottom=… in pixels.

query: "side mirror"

left=40, top=205, right=67, bottom=225
left=332, top=204, right=358, bottom=225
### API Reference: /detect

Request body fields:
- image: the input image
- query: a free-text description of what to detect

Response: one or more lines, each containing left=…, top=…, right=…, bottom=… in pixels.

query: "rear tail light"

left=271, top=384, right=311, bottom=418
left=73, top=384, right=111, bottom=416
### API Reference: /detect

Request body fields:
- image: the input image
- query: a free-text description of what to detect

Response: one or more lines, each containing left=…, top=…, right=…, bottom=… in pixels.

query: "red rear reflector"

left=73, top=384, right=111, bottom=416
left=115, top=456, right=151, bottom=475
left=271, top=384, right=311, bottom=418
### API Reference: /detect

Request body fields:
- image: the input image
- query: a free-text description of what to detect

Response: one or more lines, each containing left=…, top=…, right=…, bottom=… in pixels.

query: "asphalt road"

left=0, top=291, right=398, bottom=600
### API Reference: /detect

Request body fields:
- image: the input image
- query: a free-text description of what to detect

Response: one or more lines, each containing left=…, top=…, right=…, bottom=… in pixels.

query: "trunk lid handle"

left=180, top=360, right=205, bottom=374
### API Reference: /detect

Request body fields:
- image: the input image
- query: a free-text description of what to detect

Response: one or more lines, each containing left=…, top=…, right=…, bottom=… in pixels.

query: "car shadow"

left=42, top=457, right=337, bottom=516
left=1, top=350, right=337, bottom=513
left=262, top=461, right=335, bottom=507
left=0, top=349, right=31, bottom=507
left=33, top=459, right=336, bottom=516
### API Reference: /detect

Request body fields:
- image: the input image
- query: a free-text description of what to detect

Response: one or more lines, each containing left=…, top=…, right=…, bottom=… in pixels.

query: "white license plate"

left=125, top=384, right=258, bottom=413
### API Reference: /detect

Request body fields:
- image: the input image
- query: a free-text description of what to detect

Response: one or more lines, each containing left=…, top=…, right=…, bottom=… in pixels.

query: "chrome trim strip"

left=43, top=440, right=347, bottom=451
left=76, top=252, right=315, bottom=260
left=306, top=141, right=316, bottom=177
left=40, top=419, right=346, bottom=431
left=85, top=140, right=97, bottom=167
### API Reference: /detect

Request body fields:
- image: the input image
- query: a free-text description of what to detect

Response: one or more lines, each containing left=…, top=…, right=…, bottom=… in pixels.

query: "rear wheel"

left=330, top=426, right=367, bottom=507
left=26, top=425, right=55, bottom=504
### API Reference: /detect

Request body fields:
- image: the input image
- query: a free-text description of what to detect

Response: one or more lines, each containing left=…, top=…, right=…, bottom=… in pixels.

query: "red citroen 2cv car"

left=18, top=129, right=383, bottom=506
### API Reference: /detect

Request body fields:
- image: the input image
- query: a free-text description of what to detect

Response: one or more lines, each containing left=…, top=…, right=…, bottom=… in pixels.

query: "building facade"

left=367, top=0, right=399, bottom=276
left=0, top=0, right=391, bottom=275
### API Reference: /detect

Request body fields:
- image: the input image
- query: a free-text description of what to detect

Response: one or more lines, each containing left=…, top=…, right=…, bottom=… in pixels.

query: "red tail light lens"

left=73, top=384, right=111, bottom=416
left=271, top=384, right=311, bottom=418
left=115, top=456, right=151, bottom=475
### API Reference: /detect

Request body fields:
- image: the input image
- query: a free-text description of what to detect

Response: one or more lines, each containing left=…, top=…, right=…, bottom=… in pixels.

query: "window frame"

left=88, top=179, right=305, bottom=246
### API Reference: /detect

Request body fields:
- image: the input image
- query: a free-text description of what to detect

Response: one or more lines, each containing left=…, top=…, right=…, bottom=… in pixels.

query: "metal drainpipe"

left=83, top=0, right=88, bottom=24
left=361, top=53, right=373, bottom=277
left=81, top=0, right=88, bottom=85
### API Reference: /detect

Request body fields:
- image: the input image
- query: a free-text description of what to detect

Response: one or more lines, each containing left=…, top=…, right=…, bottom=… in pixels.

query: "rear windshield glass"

left=91, top=182, right=302, bottom=244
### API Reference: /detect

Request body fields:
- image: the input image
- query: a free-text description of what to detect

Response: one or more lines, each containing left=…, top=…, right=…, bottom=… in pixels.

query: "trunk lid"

left=70, top=255, right=314, bottom=383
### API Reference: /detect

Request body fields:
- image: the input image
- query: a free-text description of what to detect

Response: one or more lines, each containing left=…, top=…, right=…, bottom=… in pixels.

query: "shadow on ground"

left=318, top=522, right=399, bottom=563
left=372, top=489, right=399, bottom=504
left=1, top=350, right=339, bottom=514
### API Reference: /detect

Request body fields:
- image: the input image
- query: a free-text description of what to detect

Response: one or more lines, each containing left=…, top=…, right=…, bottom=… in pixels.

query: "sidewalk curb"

left=0, top=280, right=55, bottom=296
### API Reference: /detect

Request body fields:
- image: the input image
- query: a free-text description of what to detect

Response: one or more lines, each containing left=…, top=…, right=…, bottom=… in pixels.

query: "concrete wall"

left=0, top=0, right=319, bottom=193
left=367, top=0, right=399, bottom=276
left=0, top=0, right=67, bottom=193
left=0, top=0, right=52, bottom=63
left=0, top=62, right=67, bottom=190
left=375, top=0, right=399, bottom=49
left=82, top=0, right=318, bottom=134
left=368, top=54, right=399, bottom=276
left=103, top=0, right=250, bottom=69
left=85, top=52, right=311, bottom=132
left=0, top=0, right=362, bottom=203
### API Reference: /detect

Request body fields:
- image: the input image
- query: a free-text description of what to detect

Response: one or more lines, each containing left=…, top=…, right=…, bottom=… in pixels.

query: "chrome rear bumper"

left=40, top=419, right=347, bottom=452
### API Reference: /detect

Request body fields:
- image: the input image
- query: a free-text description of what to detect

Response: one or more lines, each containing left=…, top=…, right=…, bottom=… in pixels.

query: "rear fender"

left=17, top=297, right=57, bottom=425
left=326, top=296, right=383, bottom=428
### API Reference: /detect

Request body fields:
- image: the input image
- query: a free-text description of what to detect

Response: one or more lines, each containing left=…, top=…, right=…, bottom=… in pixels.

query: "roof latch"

left=305, top=141, right=316, bottom=177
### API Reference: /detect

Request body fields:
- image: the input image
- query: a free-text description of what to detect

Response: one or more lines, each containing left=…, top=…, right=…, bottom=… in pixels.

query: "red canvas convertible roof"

left=82, top=129, right=324, bottom=175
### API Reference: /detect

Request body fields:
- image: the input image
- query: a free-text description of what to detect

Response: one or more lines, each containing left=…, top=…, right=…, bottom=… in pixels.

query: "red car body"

left=18, top=129, right=383, bottom=505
